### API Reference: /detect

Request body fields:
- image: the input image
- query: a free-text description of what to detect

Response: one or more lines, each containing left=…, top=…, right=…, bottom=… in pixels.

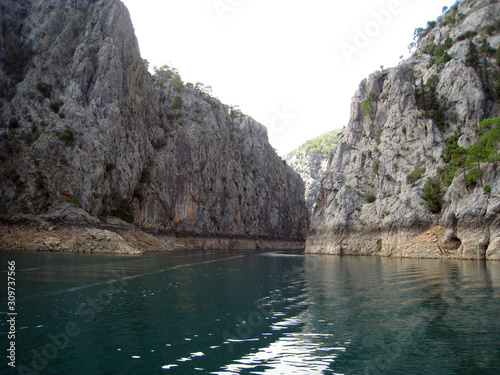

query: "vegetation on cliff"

left=0, top=0, right=308, bottom=242
left=427, top=117, right=500, bottom=211
left=307, top=0, right=500, bottom=259
left=288, top=130, right=342, bottom=158
left=285, top=130, right=342, bottom=211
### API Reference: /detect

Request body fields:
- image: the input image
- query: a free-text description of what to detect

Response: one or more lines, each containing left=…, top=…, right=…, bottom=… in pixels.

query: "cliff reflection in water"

left=1, top=250, right=499, bottom=374
left=302, top=256, right=500, bottom=374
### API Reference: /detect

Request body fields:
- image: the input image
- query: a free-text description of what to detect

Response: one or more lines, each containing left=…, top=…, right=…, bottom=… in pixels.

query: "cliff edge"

left=0, top=0, right=308, bottom=252
left=307, top=0, right=500, bottom=260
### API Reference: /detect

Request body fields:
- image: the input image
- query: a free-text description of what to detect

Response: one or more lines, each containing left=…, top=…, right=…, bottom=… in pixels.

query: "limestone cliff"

left=307, top=0, right=500, bottom=260
left=284, top=130, right=341, bottom=211
left=135, top=72, right=308, bottom=239
left=0, top=0, right=307, bottom=251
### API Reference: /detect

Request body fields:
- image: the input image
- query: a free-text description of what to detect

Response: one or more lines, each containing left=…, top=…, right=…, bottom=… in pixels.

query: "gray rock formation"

left=0, top=0, right=308, bottom=249
left=286, top=152, right=328, bottom=211
left=284, top=130, right=341, bottom=211
left=306, top=0, right=500, bottom=260
left=136, top=75, right=308, bottom=238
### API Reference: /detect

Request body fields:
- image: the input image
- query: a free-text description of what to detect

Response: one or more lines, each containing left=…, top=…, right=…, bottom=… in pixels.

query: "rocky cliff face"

left=284, top=130, right=341, bottom=211
left=285, top=152, right=328, bottom=211
left=136, top=73, right=308, bottom=238
left=0, top=0, right=308, bottom=250
left=307, top=0, right=500, bottom=260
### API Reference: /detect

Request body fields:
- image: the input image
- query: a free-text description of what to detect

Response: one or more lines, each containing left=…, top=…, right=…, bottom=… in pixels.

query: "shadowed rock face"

left=307, top=0, right=500, bottom=260
left=285, top=151, right=328, bottom=212
left=284, top=131, right=342, bottom=214
left=0, top=0, right=308, bottom=243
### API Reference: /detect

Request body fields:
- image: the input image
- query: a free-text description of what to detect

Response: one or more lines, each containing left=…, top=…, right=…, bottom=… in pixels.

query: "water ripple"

left=2, top=251, right=500, bottom=375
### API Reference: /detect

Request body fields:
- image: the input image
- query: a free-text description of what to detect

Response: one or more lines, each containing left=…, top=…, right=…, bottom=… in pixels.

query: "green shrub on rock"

left=8, top=117, right=19, bottom=129
left=363, top=192, right=377, bottom=203
left=423, top=178, right=442, bottom=213
left=50, top=99, right=64, bottom=113
left=361, top=99, right=375, bottom=118
left=407, top=167, right=426, bottom=185
left=372, top=159, right=380, bottom=174
left=36, top=82, right=52, bottom=98
left=170, top=94, right=182, bottom=110
left=58, top=128, right=75, bottom=146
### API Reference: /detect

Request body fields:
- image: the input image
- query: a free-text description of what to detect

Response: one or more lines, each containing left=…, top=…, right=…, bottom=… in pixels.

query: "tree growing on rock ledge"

left=361, top=99, right=375, bottom=119
left=466, top=144, right=487, bottom=186
left=423, top=178, right=442, bottom=213
left=414, top=76, right=446, bottom=130
left=465, top=40, right=480, bottom=70
left=424, top=117, right=500, bottom=212
left=170, top=94, right=182, bottom=110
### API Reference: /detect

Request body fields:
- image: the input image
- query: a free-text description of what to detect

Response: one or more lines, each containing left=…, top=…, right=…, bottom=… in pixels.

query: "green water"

left=1, top=250, right=500, bottom=374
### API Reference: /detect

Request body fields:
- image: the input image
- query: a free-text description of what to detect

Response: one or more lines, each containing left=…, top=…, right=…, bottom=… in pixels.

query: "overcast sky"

left=122, top=0, right=457, bottom=156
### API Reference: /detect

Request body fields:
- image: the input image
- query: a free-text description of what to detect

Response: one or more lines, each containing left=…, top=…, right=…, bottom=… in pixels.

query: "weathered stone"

left=0, top=0, right=308, bottom=250
left=307, top=0, right=500, bottom=260
left=285, top=142, right=337, bottom=212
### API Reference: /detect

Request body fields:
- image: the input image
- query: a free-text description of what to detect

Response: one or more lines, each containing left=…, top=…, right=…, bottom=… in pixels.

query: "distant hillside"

left=285, top=130, right=342, bottom=211
left=288, top=130, right=342, bottom=157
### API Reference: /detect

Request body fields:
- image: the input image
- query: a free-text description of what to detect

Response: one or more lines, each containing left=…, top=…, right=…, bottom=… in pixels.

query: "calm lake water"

left=1, top=250, right=500, bottom=374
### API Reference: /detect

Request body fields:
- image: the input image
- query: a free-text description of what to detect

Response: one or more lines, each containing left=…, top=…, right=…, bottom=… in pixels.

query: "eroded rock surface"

left=0, top=0, right=308, bottom=252
left=307, top=0, right=500, bottom=259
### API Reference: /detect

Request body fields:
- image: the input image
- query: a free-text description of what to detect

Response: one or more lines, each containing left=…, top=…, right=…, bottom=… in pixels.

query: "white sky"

left=122, top=0, right=457, bottom=156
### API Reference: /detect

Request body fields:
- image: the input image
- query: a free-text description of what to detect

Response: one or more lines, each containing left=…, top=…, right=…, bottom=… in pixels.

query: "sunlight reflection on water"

left=215, top=333, right=347, bottom=375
